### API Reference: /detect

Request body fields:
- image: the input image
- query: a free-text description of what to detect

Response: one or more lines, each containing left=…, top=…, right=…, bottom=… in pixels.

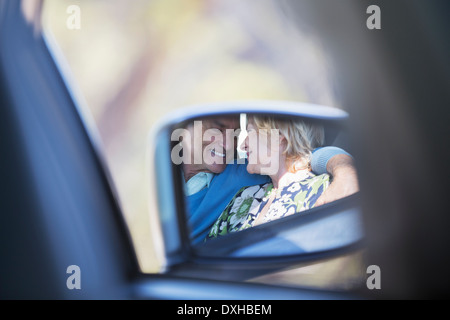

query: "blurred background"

left=41, top=0, right=344, bottom=280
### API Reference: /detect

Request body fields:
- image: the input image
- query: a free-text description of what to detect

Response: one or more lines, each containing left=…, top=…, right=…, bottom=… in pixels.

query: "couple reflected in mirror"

left=172, top=114, right=358, bottom=245
left=207, top=115, right=330, bottom=239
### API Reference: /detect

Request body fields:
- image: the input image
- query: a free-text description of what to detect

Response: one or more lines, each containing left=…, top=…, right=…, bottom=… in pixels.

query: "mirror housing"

left=147, top=101, right=364, bottom=278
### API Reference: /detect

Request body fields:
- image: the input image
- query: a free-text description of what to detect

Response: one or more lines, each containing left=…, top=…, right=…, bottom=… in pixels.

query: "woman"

left=206, top=115, right=330, bottom=240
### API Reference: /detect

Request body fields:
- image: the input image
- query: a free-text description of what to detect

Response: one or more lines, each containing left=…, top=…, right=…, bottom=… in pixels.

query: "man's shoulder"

left=214, top=162, right=270, bottom=185
left=222, top=161, right=248, bottom=173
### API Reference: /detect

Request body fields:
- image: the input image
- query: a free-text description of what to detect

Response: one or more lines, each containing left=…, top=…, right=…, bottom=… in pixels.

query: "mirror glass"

left=168, top=112, right=362, bottom=257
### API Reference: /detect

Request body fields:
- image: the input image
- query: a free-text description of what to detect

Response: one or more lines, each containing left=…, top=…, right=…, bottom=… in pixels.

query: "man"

left=177, top=116, right=358, bottom=244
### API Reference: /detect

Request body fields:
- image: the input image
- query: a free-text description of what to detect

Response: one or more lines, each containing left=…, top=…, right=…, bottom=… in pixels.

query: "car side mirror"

left=147, top=101, right=364, bottom=280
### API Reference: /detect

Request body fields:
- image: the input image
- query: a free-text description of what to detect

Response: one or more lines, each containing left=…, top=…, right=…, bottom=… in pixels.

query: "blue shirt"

left=187, top=163, right=269, bottom=244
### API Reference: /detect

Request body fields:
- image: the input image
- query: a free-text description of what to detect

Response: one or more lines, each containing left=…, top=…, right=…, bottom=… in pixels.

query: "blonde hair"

left=252, top=115, right=324, bottom=171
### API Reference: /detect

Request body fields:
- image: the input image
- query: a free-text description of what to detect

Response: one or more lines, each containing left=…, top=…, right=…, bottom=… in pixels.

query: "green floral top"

left=206, top=173, right=330, bottom=240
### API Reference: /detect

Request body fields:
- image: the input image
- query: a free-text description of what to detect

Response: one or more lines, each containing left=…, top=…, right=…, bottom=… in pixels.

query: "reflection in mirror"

left=170, top=113, right=359, bottom=252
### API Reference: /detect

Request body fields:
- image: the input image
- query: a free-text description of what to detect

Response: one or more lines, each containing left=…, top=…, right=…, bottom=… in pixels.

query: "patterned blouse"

left=206, top=173, right=330, bottom=240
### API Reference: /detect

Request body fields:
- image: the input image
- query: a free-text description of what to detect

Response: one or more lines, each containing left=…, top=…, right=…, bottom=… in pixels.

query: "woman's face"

left=242, top=119, right=285, bottom=176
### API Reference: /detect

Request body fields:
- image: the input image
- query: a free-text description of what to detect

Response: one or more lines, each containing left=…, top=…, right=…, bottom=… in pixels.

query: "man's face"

left=183, top=117, right=240, bottom=178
